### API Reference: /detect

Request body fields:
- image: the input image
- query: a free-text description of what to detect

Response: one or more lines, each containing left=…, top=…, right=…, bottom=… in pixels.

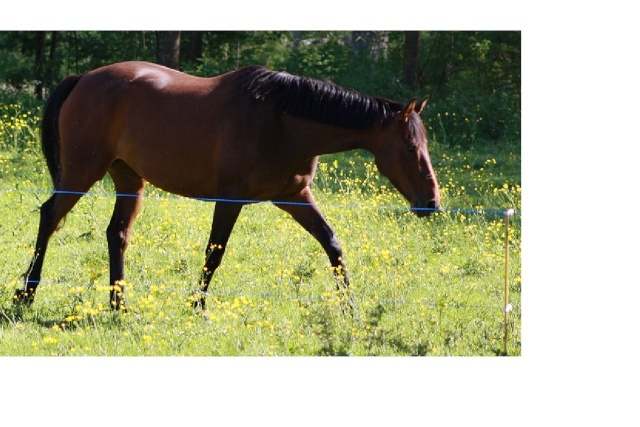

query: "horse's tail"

left=41, top=73, right=85, bottom=189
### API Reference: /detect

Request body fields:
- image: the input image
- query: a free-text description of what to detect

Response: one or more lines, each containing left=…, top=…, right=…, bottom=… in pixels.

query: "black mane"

left=236, top=66, right=403, bottom=130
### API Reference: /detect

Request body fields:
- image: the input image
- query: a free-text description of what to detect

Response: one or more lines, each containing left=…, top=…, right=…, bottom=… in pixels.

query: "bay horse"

left=14, top=61, right=440, bottom=311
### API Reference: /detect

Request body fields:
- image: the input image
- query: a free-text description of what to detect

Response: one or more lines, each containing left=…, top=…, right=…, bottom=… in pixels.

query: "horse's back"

left=79, top=61, right=210, bottom=89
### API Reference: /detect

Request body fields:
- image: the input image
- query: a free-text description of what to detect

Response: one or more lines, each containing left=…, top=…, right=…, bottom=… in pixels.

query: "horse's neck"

left=290, top=119, right=380, bottom=157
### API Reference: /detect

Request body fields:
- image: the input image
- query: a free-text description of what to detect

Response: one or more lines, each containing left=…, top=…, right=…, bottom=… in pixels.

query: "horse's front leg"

left=194, top=201, right=244, bottom=311
left=275, top=187, right=353, bottom=310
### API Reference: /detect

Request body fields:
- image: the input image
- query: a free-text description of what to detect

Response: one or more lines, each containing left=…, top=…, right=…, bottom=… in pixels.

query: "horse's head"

left=374, top=97, right=440, bottom=217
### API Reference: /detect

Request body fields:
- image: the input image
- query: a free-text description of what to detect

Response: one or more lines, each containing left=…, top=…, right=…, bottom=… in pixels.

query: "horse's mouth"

left=411, top=200, right=440, bottom=217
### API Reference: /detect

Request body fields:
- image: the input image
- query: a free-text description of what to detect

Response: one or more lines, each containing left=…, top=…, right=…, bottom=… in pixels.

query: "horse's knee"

left=106, top=223, right=128, bottom=250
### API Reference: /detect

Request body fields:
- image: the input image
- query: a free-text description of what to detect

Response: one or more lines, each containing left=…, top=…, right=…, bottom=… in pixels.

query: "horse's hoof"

left=109, top=300, right=127, bottom=312
left=191, top=296, right=206, bottom=311
left=13, top=289, right=34, bottom=307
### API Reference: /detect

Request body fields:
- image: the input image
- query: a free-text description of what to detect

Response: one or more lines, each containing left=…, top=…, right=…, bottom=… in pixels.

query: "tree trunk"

left=34, top=31, right=58, bottom=99
left=155, top=31, right=181, bottom=69
left=185, top=31, right=204, bottom=64
left=351, top=31, right=368, bottom=57
left=47, top=31, right=58, bottom=87
left=34, top=32, right=46, bottom=99
left=403, top=31, right=421, bottom=90
left=351, top=31, right=388, bottom=62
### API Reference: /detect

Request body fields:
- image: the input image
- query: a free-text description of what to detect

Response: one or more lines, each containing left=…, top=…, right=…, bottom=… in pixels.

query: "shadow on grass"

left=0, top=300, right=129, bottom=333
left=307, top=301, right=435, bottom=356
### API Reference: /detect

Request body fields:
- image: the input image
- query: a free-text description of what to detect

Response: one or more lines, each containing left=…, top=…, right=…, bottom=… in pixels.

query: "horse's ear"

left=403, top=98, right=417, bottom=123
left=415, top=95, right=429, bottom=114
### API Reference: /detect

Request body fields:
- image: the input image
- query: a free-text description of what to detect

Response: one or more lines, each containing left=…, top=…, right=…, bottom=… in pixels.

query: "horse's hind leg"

left=16, top=191, right=84, bottom=305
left=106, top=160, right=146, bottom=310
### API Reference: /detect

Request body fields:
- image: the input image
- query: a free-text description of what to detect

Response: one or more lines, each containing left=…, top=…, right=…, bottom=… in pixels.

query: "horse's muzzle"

left=412, top=199, right=440, bottom=217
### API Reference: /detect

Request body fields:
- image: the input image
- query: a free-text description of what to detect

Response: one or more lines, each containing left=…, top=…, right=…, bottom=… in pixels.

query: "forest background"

left=0, top=31, right=520, bottom=148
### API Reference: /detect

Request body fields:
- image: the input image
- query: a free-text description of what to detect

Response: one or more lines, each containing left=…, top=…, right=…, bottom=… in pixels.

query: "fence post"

left=503, top=208, right=515, bottom=355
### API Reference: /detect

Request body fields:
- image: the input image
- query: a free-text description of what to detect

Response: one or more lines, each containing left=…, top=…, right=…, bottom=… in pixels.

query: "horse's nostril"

left=427, top=200, right=438, bottom=210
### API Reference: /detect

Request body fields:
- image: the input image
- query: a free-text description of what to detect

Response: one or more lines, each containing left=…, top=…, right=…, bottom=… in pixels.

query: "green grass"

left=0, top=98, right=521, bottom=356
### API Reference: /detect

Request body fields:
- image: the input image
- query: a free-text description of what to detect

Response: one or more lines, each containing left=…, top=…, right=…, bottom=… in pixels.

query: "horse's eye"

left=406, top=145, right=416, bottom=153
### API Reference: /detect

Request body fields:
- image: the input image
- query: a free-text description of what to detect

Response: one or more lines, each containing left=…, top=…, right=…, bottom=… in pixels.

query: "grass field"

left=0, top=99, right=521, bottom=356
